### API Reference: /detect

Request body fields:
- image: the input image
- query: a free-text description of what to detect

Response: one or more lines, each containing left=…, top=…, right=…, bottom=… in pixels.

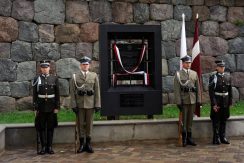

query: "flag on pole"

left=191, top=14, right=202, bottom=117
left=178, top=13, right=188, bottom=146
left=180, top=14, right=187, bottom=70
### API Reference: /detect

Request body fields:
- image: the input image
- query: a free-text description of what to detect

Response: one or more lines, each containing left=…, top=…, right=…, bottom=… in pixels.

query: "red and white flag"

left=191, top=14, right=202, bottom=117
left=180, top=14, right=187, bottom=70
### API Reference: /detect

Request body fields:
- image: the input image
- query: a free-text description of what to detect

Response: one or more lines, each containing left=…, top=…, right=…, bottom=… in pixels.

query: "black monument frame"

left=99, top=24, right=162, bottom=116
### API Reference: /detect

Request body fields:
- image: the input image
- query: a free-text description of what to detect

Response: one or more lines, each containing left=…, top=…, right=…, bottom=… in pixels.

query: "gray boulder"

left=220, top=22, right=239, bottom=39
left=59, top=78, right=69, bottom=96
left=89, top=0, right=112, bottom=23
left=210, top=5, right=227, bottom=22
left=200, top=36, right=228, bottom=56
left=39, top=24, right=55, bottom=43
left=112, top=2, right=133, bottom=23
left=56, top=58, right=80, bottom=79
left=240, top=25, right=244, bottom=37
left=201, top=73, right=212, bottom=91
left=202, top=21, right=219, bottom=36
left=0, top=43, right=10, bottom=58
left=11, top=40, right=32, bottom=62
left=18, top=21, right=38, bottom=42
left=187, top=0, right=204, bottom=5
left=162, top=59, right=169, bottom=76
left=33, top=43, right=60, bottom=61
left=236, top=54, right=244, bottom=71
left=0, top=96, right=16, bottom=112
left=134, top=3, right=149, bottom=24
left=16, top=96, right=33, bottom=111
left=231, top=72, right=244, bottom=88
left=93, top=41, right=99, bottom=60
left=0, top=82, right=11, bottom=96
left=162, top=93, right=169, bottom=105
left=11, top=0, right=34, bottom=21
left=150, top=4, right=173, bottom=21
left=172, top=0, right=186, bottom=5
left=76, top=43, right=93, bottom=59
left=0, top=59, right=17, bottom=82
left=66, top=0, right=90, bottom=23
left=162, top=41, right=176, bottom=59
left=162, top=76, right=174, bottom=93
left=34, top=0, right=65, bottom=24
left=228, top=37, right=244, bottom=54
left=174, top=5, right=192, bottom=21
left=17, top=61, right=36, bottom=81
left=0, top=0, right=12, bottom=16
left=161, top=19, right=181, bottom=41
left=168, top=57, right=180, bottom=75
left=232, top=87, right=240, bottom=104
left=61, top=43, right=76, bottom=59
left=10, top=81, right=30, bottom=98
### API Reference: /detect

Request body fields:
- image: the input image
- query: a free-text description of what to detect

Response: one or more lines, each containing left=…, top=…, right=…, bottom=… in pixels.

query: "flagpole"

left=191, top=13, right=202, bottom=117
left=178, top=13, right=188, bottom=146
left=180, top=13, right=187, bottom=70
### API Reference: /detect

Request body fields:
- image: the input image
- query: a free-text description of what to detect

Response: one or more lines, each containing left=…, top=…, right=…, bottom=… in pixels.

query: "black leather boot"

left=77, top=137, right=86, bottom=153
left=219, top=122, right=230, bottom=144
left=86, top=137, right=94, bottom=153
left=182, top=132, right=187, bottom=147
left=46, top=129, right=54, bottom=154
left=38, top=131, right=46, bottom=155
left=187, top=132, right=197, bottom=146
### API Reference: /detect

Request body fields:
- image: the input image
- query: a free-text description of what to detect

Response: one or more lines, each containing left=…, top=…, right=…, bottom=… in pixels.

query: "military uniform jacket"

left=174, top=69, right=201, bottom=105
left=33, top=74, right=60, bottom=112
left=208, top=72, right=232, bottom=108
left=70, top=71, right=101, bottom=109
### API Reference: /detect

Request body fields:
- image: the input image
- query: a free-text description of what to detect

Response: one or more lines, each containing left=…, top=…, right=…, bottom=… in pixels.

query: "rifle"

left=35, top=112, right=40, bottom=154
left=74, top=114, right=78, bottom=154
left=178, top=110, right=183, bottom=146
left=177, top=97, right=184, bottom=146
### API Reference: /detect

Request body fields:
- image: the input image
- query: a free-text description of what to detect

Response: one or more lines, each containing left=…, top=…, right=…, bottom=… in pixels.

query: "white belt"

left=215, top=92, right=228, bottom=96
left=38, top=94, right=55, bottom=98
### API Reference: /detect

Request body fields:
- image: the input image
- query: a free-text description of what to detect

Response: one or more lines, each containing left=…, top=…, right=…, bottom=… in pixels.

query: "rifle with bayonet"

left=75, top=114, right=78, bottom=154
left=35, top=112, right=40, bottom=154
left=178, top=103, right=183, bottom=146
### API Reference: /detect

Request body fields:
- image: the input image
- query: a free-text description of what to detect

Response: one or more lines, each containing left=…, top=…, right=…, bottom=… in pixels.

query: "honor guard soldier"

left=70, top=56, right=101, bottom=153
left=174, top=55, right=201, bottom=147
left=32, top=60, right=60, bottom=155
left=209, top=60, right=232, bottom=145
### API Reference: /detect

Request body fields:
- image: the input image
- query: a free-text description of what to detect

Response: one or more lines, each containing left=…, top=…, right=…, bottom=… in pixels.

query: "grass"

left=0, top=101, right=243, bottom=124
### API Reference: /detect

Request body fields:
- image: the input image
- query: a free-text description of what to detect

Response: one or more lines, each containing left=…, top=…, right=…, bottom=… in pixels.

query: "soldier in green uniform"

left=174, top=55, right=201, bottom=147
left=33, top=60, right=60, bottom=155
left=209, top=60, right=232, bottom=145
left=70, top=56, right=101, bottom=153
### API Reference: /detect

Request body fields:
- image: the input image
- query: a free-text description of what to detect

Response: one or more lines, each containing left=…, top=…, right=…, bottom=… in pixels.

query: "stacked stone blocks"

left=0, top=0, right=244, bottom=111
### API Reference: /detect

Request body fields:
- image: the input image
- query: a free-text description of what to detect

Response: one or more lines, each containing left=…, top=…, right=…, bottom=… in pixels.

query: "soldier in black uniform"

left=209, top=60, right=232, bottom=145
left=32, top=60, right=60, bottom=154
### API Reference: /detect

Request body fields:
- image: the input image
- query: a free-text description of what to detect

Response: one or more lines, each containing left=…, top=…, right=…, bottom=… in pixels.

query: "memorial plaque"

left=100, top=24, right=162, bottom=116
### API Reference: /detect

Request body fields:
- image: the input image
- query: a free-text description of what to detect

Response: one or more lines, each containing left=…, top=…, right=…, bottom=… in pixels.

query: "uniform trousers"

left=182, top=104, right=195, bottom=133
left=77, top=108, right=94, bottom=138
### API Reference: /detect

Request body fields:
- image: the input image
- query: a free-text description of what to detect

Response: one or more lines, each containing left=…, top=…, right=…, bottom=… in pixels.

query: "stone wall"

left=0, top=0, right=244, bottom=112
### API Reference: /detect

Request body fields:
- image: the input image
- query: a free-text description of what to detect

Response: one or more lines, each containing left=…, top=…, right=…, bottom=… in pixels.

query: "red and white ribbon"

left=112, top=43, right=149, bottom=86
